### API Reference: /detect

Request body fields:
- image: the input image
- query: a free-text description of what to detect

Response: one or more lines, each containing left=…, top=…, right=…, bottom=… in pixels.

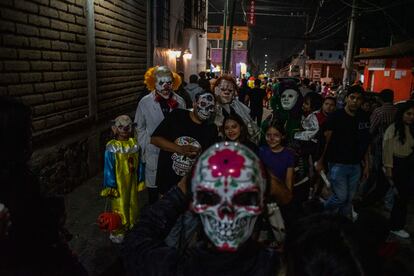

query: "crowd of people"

left=1, top=65, right=413, bottom=275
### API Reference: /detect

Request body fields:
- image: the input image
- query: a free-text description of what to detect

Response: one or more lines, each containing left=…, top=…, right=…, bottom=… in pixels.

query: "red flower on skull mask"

left=207, top=149, right=245, bottom=178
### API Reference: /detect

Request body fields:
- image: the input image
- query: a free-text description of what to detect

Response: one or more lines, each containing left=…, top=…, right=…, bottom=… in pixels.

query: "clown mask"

left=155, top=66, right=174, bottom=99
left=195, top=93, right=215, bottom=121
left=191, top=142, right=266, bottom=252
left=281, top=89, right=299, bottom=110
left=112, top=115, right=133, bottom=141
left=215, top=80, right=235, bottom=104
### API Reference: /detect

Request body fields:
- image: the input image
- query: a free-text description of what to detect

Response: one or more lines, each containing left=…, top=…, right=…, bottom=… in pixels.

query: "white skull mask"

left=191, top=142, right=266, bottom=252
left=215, top=79, right=235, bottom=104
left=196, top=93, right=215, bottom=120
left=171, top=136, right=201, bottom=176
left=281, top=89, right=299, bottom=110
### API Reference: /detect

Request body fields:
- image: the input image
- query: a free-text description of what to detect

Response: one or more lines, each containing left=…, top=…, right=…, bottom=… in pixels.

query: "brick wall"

left=94, top=0, right=146, bottom=118
left=0, top=0, right=147, bottom=193
left=0, top=0, right=89, bottom=138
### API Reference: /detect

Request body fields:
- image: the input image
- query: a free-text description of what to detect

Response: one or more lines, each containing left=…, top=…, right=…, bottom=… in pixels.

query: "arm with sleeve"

left=101, top=150, right=119, bottom=197
left=382, top=125, right=394, bottom=169
left=121, top=187, right=188, bottom=275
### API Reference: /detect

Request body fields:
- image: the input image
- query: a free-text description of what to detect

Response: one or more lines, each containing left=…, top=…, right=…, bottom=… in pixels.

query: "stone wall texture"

left=0, top=0, right=147, bottom=193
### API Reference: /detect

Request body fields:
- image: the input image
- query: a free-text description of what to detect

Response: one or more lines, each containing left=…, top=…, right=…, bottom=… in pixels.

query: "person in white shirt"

left=134, top=66, right=186, bottom=204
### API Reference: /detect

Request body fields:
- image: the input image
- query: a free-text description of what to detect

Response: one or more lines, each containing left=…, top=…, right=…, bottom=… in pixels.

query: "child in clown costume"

left=101, top=115, right=145, bottom=243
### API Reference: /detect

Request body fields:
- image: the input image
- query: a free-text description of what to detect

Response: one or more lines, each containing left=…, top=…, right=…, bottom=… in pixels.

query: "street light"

left=183, top=49, right=192, bottom=60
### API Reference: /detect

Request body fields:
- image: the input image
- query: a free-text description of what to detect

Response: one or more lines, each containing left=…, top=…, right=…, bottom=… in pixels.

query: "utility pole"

left=303, top=13, right=309, bottom=78
left=225, top=0, right=237, bottom=73
left=221, top=0, right=229, bottom=73
left=343, top=0, right=357, bottom=87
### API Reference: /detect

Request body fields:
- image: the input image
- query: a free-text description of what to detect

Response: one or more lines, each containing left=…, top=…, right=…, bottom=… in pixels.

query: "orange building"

left=355, top=40, right=414, bottom=102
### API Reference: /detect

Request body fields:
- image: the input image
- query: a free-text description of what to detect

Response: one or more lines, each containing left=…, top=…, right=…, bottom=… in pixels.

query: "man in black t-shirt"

left=316, top=86, right=370, bottom=219
left=151, top=91, right=218, bottom=195
left=247, top=79, right=266, bottom=126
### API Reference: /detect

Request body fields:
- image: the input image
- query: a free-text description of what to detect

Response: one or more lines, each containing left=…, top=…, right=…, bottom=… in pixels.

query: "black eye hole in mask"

left=196, top=190, right=221, bottom=205
left=232, top=191, right=259, bottom=206
left=159, top=81, right=172, bottom=85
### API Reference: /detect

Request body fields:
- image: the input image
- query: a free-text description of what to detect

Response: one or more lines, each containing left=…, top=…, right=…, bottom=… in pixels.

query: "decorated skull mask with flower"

left=191, top=142, right=266, bottom=251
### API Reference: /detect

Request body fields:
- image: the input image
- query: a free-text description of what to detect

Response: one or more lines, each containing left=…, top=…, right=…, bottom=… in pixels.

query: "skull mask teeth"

left=191, top=142, right=266, bottom=251
left=171, top=136, right=201, bottom=176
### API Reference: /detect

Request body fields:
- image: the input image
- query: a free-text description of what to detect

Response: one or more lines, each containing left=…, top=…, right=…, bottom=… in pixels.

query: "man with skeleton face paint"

left=134, top=66, right=186, bottom=204
left=122, top=142, right=280, bottom=276
left=151, top=91, right=218, bottom=195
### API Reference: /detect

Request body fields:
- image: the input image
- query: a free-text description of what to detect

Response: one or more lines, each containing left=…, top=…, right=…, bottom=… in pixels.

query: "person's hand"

left=179, top=145, right=200, bottom=158
left=0, top=203, right=10, bottom=240
left=314, top=160, right=324, bottom=174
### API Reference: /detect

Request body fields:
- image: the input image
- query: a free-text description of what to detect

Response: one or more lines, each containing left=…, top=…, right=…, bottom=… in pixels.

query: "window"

left=328, top=53, right=332, bottom=58
left=319, top=52, right=323, bottom=57
left=339, top=55, right=342, bottom=59
left=156, top=0, right=170, bottom=48
left=208, top=40, right=218, bottom=49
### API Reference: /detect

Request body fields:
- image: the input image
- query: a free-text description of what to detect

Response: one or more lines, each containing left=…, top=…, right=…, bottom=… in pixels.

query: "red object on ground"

left=378, top=241, right=400, bottom=258
left=98, top=212, right=122, bottom=232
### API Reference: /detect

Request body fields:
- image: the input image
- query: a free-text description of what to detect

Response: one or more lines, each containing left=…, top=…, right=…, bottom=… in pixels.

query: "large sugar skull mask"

left=155, top=66, right=173, bottom=99
left=172, top=136, right=201, bottom=176
left=191, top=142, right=266, bottom=251
left=195, top=92, right=215, bottom=121
left=215, top=79, right=235, bottom=104
left=281, top=89, right=299, bottom=110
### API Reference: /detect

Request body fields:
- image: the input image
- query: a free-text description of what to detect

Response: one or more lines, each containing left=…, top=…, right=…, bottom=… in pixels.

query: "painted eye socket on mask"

left=196, top=190, right=221, bottom=205
left=233, top=191, right=260, bottom=206
left=159, top=81, right=172, bottom=85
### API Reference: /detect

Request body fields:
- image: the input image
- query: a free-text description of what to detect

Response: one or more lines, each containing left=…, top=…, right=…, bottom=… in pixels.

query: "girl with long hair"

left=222, top=114, right=258, bottom=154
left=383, top=100, right=414, bottom=239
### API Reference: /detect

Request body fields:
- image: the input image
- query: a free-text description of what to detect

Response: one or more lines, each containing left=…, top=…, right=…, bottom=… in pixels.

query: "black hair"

left=189, top=74, right=198, bottom=83
left=284, top=213, right=365, bottom=276
left=323, top=96, right=337, bottom=105
left=262, top=119, right=287, bottom=146
left=302, top=78, right=310, bottom=86
left=346, top=85, right=364, bottom=97
left=393, top=100, right=414, bottom=144
left=254, top=78, right=262, bottom=86
left=304, top=92, right=323, bottom=112
left=380, top=89, right=394, bottom=103
left=222, top=114, right=249, bottom=143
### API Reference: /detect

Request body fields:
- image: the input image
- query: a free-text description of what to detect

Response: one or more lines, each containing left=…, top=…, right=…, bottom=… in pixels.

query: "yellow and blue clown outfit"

left=101, top=138, right=145, bottom=235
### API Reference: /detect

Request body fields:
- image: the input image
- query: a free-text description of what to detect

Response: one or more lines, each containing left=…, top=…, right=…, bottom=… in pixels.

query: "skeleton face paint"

left=281, top=89, right=299, bottom=110
left=155, top=75, right=173, bottom=99
left=215, top=80, right=235, bottom=104
left=196, top=93, right=215, bottom=121
left=172, top=136, right=201, bottom=176
left=191, top=142, right=266, bottom=252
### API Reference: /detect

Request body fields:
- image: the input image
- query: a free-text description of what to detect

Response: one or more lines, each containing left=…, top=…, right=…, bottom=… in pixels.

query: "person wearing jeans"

left=325, top=164, right=361, bottom=217
left=315, top=86, right=370, bottom=220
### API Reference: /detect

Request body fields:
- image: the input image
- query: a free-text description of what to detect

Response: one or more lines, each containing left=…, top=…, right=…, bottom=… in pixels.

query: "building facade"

left=356, top=41, right=414, bottom=102
left=207, top=25, right=248, bottom=77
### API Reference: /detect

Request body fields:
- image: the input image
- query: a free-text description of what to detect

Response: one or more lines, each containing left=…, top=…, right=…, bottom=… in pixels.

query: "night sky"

left=208, top=0, right=414, bottom=72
